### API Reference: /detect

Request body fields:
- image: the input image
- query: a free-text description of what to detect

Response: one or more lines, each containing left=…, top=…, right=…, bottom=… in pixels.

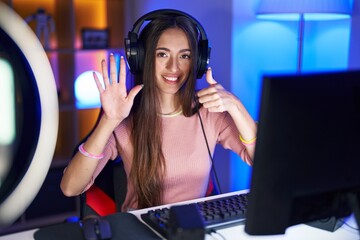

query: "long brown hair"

left=129, top=14, right=200, bottom=208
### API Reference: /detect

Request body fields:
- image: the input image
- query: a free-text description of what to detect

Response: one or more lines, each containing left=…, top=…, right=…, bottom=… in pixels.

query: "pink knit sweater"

left=83, top=107, right=252, bottom=211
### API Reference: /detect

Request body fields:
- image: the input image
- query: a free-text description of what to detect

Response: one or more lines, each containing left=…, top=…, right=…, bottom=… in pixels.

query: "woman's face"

left=155, top=28, right=191, bottom=95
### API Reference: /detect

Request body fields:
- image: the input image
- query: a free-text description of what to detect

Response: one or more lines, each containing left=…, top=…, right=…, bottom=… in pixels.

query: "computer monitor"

left=0, top=3, right=58, bottom=228
left=245, top=70, right=360, bottom=235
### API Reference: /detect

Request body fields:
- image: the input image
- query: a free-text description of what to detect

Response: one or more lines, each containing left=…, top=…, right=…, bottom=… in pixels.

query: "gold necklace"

left=158, top=108, right=183, bottom=117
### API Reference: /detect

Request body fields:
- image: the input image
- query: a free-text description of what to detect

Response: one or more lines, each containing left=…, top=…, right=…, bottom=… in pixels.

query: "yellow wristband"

left=239, top=135, right=256, bottom=144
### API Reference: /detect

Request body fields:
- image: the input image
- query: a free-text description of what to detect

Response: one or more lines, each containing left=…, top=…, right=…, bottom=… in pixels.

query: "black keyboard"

left=140, top=192, right=249, bottom=238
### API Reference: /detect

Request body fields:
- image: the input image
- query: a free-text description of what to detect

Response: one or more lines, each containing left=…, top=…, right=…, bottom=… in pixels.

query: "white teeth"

left=164, top=76, right=178, bottom=81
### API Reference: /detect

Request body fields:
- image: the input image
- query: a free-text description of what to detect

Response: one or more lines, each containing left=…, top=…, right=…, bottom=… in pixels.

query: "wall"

left=349, top=0, right=360, bottom=69
left=230, top=0, right=354, bottom=191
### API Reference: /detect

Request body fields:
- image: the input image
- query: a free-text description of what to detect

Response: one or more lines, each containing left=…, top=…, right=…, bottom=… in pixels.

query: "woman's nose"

left=166, top=57, right=179, bottom=72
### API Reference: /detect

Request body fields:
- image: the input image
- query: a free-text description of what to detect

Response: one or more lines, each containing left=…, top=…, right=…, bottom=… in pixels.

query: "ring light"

left=0, top=2, right=58, bottom=227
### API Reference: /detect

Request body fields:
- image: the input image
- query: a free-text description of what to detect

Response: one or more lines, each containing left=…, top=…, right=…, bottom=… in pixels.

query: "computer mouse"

left=81, top=216, right=112, bottom=240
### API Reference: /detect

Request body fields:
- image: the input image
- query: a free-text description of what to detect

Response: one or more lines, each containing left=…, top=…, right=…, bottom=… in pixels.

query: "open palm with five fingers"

left=93, top=54, right=143, bottom=123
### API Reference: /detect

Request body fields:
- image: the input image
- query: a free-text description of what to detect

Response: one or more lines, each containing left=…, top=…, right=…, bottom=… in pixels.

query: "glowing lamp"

left=75, top=71, right=104, bottom=109
left=256, top=0, right=352, bottom=72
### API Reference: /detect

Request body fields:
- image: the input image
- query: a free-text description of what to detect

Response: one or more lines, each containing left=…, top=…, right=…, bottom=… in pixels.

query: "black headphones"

left=124, top=9, right=211, bottom=79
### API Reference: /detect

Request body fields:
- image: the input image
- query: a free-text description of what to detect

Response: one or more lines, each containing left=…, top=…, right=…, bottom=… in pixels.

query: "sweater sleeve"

left=216, top=112, right=253, bottom=166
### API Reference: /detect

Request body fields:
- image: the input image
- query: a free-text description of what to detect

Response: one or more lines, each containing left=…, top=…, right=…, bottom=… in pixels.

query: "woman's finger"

left=101, top=59, right=110, bottom=87
left=118, top=56, right=126, bottom=90
left=206, top=67, right=217, bottom=85
left=93, top=72, right=104, bottom=93
left=109, top=53, right=117, bottom=84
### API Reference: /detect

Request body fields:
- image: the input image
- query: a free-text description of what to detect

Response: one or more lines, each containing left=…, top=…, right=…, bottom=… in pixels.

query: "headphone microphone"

left=124, top=9, right=211, bottom=79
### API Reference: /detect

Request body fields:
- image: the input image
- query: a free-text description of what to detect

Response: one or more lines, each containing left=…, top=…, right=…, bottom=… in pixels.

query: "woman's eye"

left=157, top=52, right=168, bottom=58
left=180, top=54, right=191, bottom=59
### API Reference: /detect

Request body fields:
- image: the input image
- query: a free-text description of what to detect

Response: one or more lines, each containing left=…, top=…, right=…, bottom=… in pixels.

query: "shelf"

left=46, top=47, right=123, bottom=54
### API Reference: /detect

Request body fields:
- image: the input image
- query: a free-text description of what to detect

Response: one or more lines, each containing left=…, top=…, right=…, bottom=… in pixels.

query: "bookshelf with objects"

left=0, top=0, right=125, bottom=234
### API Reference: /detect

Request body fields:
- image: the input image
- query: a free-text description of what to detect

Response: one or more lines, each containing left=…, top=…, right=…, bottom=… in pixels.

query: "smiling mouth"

left=163, top=76, right=179, bottom=84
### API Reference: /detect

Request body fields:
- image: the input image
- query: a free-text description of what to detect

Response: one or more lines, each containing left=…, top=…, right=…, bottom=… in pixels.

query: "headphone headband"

left=124, top=9, right=211, bottom=79
left=131, top=9, right=208, bottom=41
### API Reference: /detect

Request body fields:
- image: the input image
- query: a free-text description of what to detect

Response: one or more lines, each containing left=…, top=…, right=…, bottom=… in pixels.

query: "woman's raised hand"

left=197, top=67, right=238, bottom=114
left=93, top=54, right=143, bottom=123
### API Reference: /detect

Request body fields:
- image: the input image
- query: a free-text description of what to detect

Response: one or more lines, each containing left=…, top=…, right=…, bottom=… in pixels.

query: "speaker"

left=124, top=9, right=210, bottom=79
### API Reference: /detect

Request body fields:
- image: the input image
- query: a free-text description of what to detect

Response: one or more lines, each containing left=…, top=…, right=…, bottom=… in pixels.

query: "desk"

left=130, top=190, right=359, bottom=240
left=0, top=229, right=37, bottom=240
left=0, top=190, right=359, bottom=240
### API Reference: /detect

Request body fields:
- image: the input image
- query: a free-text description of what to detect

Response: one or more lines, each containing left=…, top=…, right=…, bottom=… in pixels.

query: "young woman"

left=60, top=10, right=257, bottom=211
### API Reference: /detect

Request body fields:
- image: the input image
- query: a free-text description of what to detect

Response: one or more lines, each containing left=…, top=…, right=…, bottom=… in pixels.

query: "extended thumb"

left=206, top=67, right=217, bottom=85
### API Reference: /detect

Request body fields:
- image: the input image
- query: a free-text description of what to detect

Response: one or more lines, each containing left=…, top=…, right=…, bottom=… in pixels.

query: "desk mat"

left=34, top=212, right=161, bottom=240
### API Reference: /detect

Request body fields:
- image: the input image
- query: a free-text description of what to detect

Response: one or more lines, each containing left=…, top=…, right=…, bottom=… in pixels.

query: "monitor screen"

left=0, top=3, right=58, bottom=228
left=245, top=70, right=360, bottom=235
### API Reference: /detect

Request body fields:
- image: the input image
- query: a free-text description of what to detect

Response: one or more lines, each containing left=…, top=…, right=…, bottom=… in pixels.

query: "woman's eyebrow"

left=155, top=47, right=169, bottom=51
left=180, top=49, right=191, bottom=53
left=155, top=47, right=191, bottom=53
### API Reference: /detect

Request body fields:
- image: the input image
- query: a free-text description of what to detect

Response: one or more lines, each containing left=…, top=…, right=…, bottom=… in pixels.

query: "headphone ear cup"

left=196, top=40, right=211, bottom=79
left=125, top=31, right=140, bottom=74
left=137, top=40, right=145, bottom=73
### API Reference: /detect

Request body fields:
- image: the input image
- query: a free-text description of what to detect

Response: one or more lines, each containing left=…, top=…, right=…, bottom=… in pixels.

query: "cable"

left=196, top=105, right=223, bottom=195
left=339, top=218, right=360, bottom=231
left=208, top=229, right=227, bottom=240
left=206, top=232, right=218, bottom=240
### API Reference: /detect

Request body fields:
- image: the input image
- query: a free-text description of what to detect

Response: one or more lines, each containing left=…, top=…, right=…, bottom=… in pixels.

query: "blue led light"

left=74, top=71, right=103, bottom=109
left=257, top=13, right=351, bottom=21
left=257, top=13, right=300, bottom=21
